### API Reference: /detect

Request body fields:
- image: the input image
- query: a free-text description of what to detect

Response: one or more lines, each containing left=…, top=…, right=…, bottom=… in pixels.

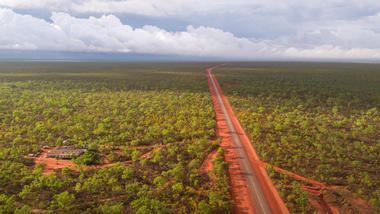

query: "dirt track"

left=207, top=65, right=289, bottom=214
left=206, top=65, right=257, bottom=214
left=256, top=161, right=340, bottom=214
left=198, top=147, right=218, bottom=174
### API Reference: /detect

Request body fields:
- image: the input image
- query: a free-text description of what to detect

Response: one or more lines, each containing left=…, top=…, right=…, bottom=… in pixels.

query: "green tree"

left=351, top=160, right=362, bottom=168
left=153, top=176, right=167, bottom=188
left=14, top=205, right=32, bottom=214
left=50, top=191, right=75, bottom=211
left=81, top=151, right=96, bottom=165
left=75, top=183, right=81, bottom=193
left=198, top=201, right=213, bottom=214
left=172, top=182, right=183, bottom=193
left=55, top=155, right=59, bottom=165
left=131, top=196, right=172, bottom=214
left=131, top=149, right=142, bottom=162
left=98, top=201, right=124, bottom=214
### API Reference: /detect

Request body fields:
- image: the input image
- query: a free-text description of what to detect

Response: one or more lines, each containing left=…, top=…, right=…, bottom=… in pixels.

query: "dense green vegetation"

left=0, top=62, right=232, bottom=213
left=214, top=62, right=380, bottom=213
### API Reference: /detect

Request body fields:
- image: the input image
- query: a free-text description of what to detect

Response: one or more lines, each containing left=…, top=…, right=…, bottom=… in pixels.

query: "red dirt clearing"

left=26, top=148, right=78, bottom=174
left=198, top=147, right=218, bottom=174
left=26, top=145, right=163, bottom=174
left=303, top=185, right=340, bottom=214
left=208, top=66, right=289, bottom=214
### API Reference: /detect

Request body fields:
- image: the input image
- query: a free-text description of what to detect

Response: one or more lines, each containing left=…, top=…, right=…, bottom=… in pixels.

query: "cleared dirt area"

left=26, top=145, right=163, bottom=174
left=327, top=187, right=376, bottom=214
left=198, top=147, right=218, bottom=175
left=25, top=148, right=78, bottom=174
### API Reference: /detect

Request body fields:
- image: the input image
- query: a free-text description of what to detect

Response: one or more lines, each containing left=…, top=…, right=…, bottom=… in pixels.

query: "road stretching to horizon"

left=207, top=66, right=272, bottom=214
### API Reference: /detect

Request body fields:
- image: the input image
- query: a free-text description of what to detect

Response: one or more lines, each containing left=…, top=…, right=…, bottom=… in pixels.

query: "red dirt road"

left=207, top=66, right=257, bottom=214
left=207, top=65, right=289, bottom=214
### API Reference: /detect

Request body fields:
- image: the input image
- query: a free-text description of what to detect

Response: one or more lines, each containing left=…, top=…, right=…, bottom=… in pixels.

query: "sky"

left=1, top=0, right=380, bottom=60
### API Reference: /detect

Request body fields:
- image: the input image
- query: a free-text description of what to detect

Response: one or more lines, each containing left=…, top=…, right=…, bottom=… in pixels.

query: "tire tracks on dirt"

left=207, top=65, right=288, bottom=214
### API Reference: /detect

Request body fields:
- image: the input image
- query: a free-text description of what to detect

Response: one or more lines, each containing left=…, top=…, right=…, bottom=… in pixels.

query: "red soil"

left=26, top=145, right=163, bottom=174
left=326, top=186, right=376, bottom=214
left=208, top=66, right=289, bottom=214
left=225, top=83, right=232, bottom=87
left=257, top=162, right=327, bottom=188
left=26, top=148, right=78, bottom=174
left=207, top=66, right=257, bottom=214
left=257, top=158, right=341, bottom=213
left=302, top=185, right=339, bottom=214
left=198, top=147, right=218, bottom=175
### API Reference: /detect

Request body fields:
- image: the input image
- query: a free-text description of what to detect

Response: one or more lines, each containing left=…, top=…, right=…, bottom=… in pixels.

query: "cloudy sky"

left=1, top=0, right=380, bottom=60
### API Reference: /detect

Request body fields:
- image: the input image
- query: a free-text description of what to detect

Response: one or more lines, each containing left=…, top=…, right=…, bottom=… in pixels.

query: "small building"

left=63, top=145, right=75, bottom=149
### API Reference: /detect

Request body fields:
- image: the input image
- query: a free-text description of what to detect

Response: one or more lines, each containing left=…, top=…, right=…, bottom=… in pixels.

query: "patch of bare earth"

left=325, top=187, right=376, bottom=214
left=198, top=147, right=218, bottom=175
left=26, top=145, right=164, bottom=174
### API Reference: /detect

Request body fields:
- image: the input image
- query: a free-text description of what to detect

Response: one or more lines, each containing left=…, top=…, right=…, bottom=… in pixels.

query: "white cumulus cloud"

left=1, top=8, right=380, bottom=59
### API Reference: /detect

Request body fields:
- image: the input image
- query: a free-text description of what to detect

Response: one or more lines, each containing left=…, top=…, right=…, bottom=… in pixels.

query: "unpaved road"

left=206, top=66, right=257, bottom=214
left=207, top=65, right=288, bottom=214
left=207, top=66, right=271, bottom=214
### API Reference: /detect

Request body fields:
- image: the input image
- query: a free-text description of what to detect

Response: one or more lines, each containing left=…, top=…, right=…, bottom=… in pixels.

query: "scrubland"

left=0, top=62, right=232, bottom=214
left=214, top=62, right=380, bottom=213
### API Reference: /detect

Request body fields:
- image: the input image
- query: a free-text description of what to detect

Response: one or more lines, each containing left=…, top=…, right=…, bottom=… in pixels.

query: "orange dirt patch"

left=208, top=66, right=289, bottom=214
left=302, top=185, right=340, bottom=214
left=25, top=148, right=78, bottom=174
left=26, top=145, right=164, bottom=174
left=326, top=186, right=376, bottom=214
left=198, top=148, right=218, bottom=175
